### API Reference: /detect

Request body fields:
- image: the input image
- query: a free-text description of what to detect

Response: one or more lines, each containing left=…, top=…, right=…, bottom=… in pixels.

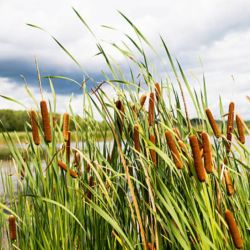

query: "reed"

left=63, top=112, right=70, bottom=141
left=8, top=216, right=16, bottom=241
left=30, top=110, right=40, bottom=145
left=236, top=114, right=245, bottom=144
left=148, top=92, right=155, bottom=126
left=133, top=124, right=140, bottom=152
left=201, top=132, right=213, bottom=173
left=40, top=100, right=52, bottom=143
left=225, top=209, right=243, bottom=249
left=189, top=135, right=206, bottom=182
left=205, top=108, right=221, bottom=138
left=165, top=130, right=182, bottom=169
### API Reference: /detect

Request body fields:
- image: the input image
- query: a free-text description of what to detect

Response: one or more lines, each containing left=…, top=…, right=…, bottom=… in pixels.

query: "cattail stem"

left=66, top=131, right=71, bottom=164
left=226, top=102, right=235, bottom=153
left=189, top=135, right=206, bottom=182
left=148, top=92, right=155, bottom=126
left=8, top=215, right=16, bottom=241
left=58, top=160, right=78, bottom=178
left=225, top=210, right=243, bottom=249
left=30, top=110, right=40, bottom=145
left=40, top=100, right=52, bottom=143
left=205, top=108, right=221, bottom=138
left=63, top=113, right=70, bottom=141
left=165, top=130, right=182, bottom=169
left=133, top=124, right=140, bottom=152
left=149, top=134, right=157, bottom=166
left=115, top=100, right=124, bottom=134
left=154, top=82, right=161, bottom=101
left=236, top=114, right=245, bottom=144
left=87, top=176, right=94, bottom=199
left=202, top=132, right=213, bottom=173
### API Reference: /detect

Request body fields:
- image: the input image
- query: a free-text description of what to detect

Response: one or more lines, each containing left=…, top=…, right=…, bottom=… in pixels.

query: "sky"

left=0, top=0, right=250, bottom=119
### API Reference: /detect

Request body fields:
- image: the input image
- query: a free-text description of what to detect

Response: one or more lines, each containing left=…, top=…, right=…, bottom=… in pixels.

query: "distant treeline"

left=0, top=109, right=109, bottom=132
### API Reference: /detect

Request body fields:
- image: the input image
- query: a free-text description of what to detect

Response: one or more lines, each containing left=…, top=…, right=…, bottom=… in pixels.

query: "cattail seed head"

left=63, top=113, right=70, bottom=141
left=87, top=176, right=94, bottom=199
left=205, top=108, right=221, bottom=138
left=226, top=102, right=235, bottom=153
left=155, top=82, right=161, bottom=101
left=30, top=110, right=40, bottom=145
left=115, top=100, right=124, bottom=134
left=225, top=209, right=243, bottom=249
left=40, top=100, right=52, bottom=143
left=58, top=160, right=78, bottom=178
left=236, top=114, right=245, bottom=144
left=165, top=130, right=182, bottom=169
left=139, top=94, right=147, bottom=107
left=8, top=215, right=16, bottom=241
left=148, top=92, right=155, bottom=126
left=202, top=132, right=213, bottom=173
left=224, top=169, right=234, bottom=196
left=133, top=124, right=140, bottom=152
left=74, top=151, right=80, bottom=166
left=149, top=134, right=157, bottom=166
left=189, top=135, right=206, bottom=182
left=147, top=242, right=156, bottom=250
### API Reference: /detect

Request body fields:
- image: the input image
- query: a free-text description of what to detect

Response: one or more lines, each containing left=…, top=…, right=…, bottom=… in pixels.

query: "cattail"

left=147, top=242, right=156, bottom=250
left=226, top=102, right=235, bottom=153
left=52, top=115, right=58, bottom=129
left=133, top=124, right=140, bottom=152
left=66, top=131, right=71, bottom=163
left=115, top=100, right=124, bottom=134
left=149, top=134, right=157, bottom=166
left=236, top=114, right=245, bottom=144
left=63, top=113, right=70, bottom=141
left=58, top=160, right=78, bottom=178
left=155, top=82, right=161, bottom=101
left=189, top=135, right=206, bottom=182
left=40, top=100, right=52, bottom=143
left=202, top=132, right=213, bottom=173
left=8, top=215, right=16, bottom=241
left=30, top=110, right=40, bottom=145
left=139, top=94, right=147, bottom=107
left=224, top=169, right=234, bottom=196
left=165, top=130, right=182, bottom=169
left=148, top=92, right=155, bottom=126
left=205, top=108, right=221, bottom=138
left=225, top=210, right=243, bottom=249
left=87, top=176, right=94, bottom=199
left=74, top=151, right=80, bottom=166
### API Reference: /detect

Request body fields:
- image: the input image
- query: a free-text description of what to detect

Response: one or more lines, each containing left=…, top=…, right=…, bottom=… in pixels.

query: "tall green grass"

left=0, top=10, right=249, bottom=249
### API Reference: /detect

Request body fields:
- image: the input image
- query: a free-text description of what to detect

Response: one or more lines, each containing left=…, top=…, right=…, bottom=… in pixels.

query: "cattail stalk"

left=139, top=94, right=147, bottom=107
left=66, top=131, right=71, bottom=164
left=224, top=169, right=234, bottom=196
left=165, top=130, right=182, bottom=169
left=87, top=176, right=94, bottom=199
left=155, top=82, right=161, bottom=101
left=30, top=110, right=40, bottom=145
left=133, top=124, right=140, bottom=152
left=8, top=215, right=16, bottom=241
left=58, top=160, right=78, bottom=178
left=63, top=113, right=70, bottom=141
left=225, top=210, right=243, bottom=249
left=205, top=108, right=221, bottom=138
left=115, top=100, right=124, bottom=134
left=226, top=102, right=235, bottom=153
left=149, top=134, right=157, bottom=166
left=202, top=132, right=213, bottom=173
left=189, top=135, right=206, bottom=182
left=236, top=114, right=245, bottom=144
left=148, top=92, right=155, bottom=126
left=40, top=100, right=52, bottom=143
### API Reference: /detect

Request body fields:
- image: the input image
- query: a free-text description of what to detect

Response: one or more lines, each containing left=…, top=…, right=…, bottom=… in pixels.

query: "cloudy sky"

left=0, top=0, right=250, bottom=118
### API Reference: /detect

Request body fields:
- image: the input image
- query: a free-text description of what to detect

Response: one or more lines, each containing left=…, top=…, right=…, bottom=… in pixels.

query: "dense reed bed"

left=0, top=12, right=249, bottom=249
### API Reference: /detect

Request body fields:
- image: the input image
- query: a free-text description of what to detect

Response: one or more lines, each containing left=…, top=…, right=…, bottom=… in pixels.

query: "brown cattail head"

left=87, top=176, right=94, bottom=199
left=225, top=210, right=243, bottom=249
left=148, top=92, right=155, bottom=126
left=236, top=114, right=245, bottom=144
left=139, top=94, right=147, bottom=107
left=8, top=215, right=16, bottom=241
left=149, top=134, right=157, bottom=166
left=74, top=151, right=80, bottom=166
left=63, top=113, right=70, bottom=141
left=133, top=124, right=140, bottom=152
left=66, top=131, right=71, bottom=164
left=201, top=132, right=213, bottom=173
left=30, top=110, right=40, bottom=145
left=205, top=108, right=221, bottom=138
left=189, top=135, right=206, bottom=182
left=147, top=242, right=156, bottom=250
left=155, top=82, right=161, bottom=101
left=226, top=102, right=235, bottom=153
left=40, top=100, right=52, bottom=143
left=224, top=169, right=234, bottom=196
left=58, top=160, right=78, bottom=178
left=165, top=130, right=182, bottom=169
left=115, top=100, right=124, bottom=134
